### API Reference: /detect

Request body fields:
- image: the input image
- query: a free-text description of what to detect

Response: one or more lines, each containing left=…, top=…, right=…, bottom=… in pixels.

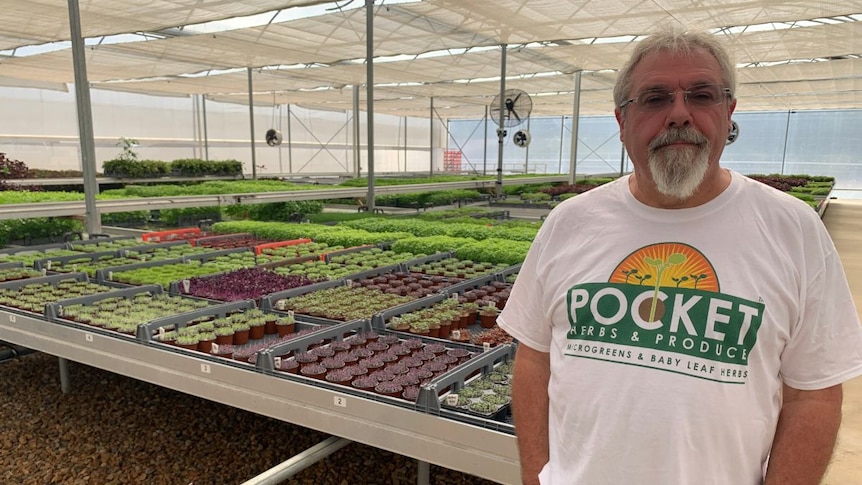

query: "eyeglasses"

left=619, top=84, right=732, bottom=111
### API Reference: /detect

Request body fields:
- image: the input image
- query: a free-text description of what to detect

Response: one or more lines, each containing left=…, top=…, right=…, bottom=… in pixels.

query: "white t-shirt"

left=498, top=170, right=862, bottom=485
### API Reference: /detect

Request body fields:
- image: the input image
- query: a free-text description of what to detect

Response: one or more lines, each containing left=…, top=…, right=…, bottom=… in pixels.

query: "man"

left=497, top=27, right=862, bottom=485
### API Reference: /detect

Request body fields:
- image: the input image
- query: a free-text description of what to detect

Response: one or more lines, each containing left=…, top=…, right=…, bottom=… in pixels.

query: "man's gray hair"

left=613, top=27, right=737, bottom=108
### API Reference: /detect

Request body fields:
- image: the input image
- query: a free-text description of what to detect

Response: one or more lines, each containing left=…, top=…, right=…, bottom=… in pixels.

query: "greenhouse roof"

left=0, top=0, right=859, bottom=117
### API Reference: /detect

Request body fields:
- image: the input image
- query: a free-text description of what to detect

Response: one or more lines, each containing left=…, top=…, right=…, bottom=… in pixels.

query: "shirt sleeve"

left=780, top=233, right=862, bottom=390
left=497, top=230, right=552, bottom=353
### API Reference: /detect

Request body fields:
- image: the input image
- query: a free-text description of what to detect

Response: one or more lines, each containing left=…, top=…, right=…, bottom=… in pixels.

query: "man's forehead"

left=628, top=48, right=723, bottom=90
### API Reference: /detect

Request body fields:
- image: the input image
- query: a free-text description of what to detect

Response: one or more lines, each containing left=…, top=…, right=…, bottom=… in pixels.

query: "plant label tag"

left=211, top=343, right=219, bottom=354
left=345, top=279, right=353, bottom=288
left=276, top=301, right=285, bottom=310
left=483, top=342, right=491, bottom=352
left=274, top=356, right=281, bottom=368
left=41, top=268, right=47, bottom=276
left=287, top=310, right=294, bottom=318
left=182, top=279, right=190, bottom=293
left=451, top=330, right=461, bottom=340
left=108, top=271, right=113, bottom=281
left=446, top=394, right=459, bottom=406
left=158, top=327, right=165, bottom=338
left=57, top=305, right=64, bottom=317
left=73, top=263, right=79, bottom=272
left=450, top=293, right=459, bottom=301
left=46, top=260, right=52, bottom=270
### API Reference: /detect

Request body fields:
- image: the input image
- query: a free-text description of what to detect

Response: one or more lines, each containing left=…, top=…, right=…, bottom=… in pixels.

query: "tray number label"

left=200, top=363, right=211, bottom=374
left=334, top=396, right=347, bottom=408
left=8, top=314, right=15, bottom=323
left=446, top=394, right=459, bottom=406
left=85, top=333, right=94, bottom=343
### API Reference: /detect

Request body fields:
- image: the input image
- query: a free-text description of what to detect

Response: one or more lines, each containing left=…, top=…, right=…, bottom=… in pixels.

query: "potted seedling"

left=479, top=304, right=500, bottom=328
left=276, top=313, right=296, bottom=337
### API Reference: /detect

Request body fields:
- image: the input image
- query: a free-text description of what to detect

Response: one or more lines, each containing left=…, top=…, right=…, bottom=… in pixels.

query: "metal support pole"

left=353, top=85, right=361, bottom=177
left=202, top=95, right=209, bottom=161
left=495, top=44, right=508, bottom=198
left=365, top=0, right=376, bottom=210
left=483, top=105, right=489, bottom=176
left=417, top=460, right=430, bottom=485
left=429, top=97, right=435, bottom=177
left=287, top=104, right=294, bottom=175
left=247, top=67, right=257, bottom=179
left=239, top=437, right=351, bottom=485
left=58, top=357, right=71, bottom=393
left=780, top=110, right=793, bottom=174
left=192, top=95, right=199, bottom=159
left=277, top=105, right=284, bottom=174
left=558, top=115, right=565, bottom=174
left=524, top=116, right=531, bottom=174
left=403, top=116, right=408, bottom=173
left=568, top=71, right=582, bottom=184
left=67, top=0, right=101, bottom=234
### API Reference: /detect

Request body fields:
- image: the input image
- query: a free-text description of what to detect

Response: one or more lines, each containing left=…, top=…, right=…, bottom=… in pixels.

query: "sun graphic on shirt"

left=609, top=242, right=719, bottom=292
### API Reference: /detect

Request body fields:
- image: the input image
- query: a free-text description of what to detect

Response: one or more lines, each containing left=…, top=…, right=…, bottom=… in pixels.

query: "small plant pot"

left=428, top=326, right=440, bottom=338
left=264, top=320, right=278, bottom=335
left=249, top=325, right=265, bottom=340
left=197, top=339, right=214, bottom=354
left=176, top=342, right=198, bottom=351
left=233, top=329, right=250, bottom=345
left=276, top=323, right=295, bottom=337
left=438, top=322, right=451, bottom=339
left=215, top=334, right=233, bottom=346
left=479, top=314, right=497, bottom=329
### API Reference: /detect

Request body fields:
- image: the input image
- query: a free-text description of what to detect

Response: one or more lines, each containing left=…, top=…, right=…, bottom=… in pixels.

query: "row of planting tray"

left=0, top=270, right=516, bottom=434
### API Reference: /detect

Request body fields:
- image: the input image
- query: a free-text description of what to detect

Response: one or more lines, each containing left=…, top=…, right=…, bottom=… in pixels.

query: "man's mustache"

left=648, top=128, right=708, bottom=151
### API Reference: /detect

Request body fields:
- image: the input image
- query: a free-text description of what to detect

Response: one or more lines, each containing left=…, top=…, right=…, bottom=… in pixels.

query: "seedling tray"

left=0, top=242, right=72, bottom=256
left=397, top=252, right=455, bottom=271
left=260, top=278, right=347, bottom=312
left=0, top=272, right=98, bottom=317
left=418, top=344, right=515, bottom=434
left=33, top=249, right=121, bottom=272
left=94, top=256, right=186, bottom=284
left=257, top=319, right=489, bottom=412
left=370, top=293, right=449, bottom=331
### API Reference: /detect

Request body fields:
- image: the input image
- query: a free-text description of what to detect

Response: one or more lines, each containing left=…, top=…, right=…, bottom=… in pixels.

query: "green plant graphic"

left=644, top=253, right=687, bottom=321
left=633, top=273, right=652, bottom=286
left=672, top=275, right=689, bottom=287
left=689, top=273, right=708, bottom=289
left=621, top=268, right=639, bottom=284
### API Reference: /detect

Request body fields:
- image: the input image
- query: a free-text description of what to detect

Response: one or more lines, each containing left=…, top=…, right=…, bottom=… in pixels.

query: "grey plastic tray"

left=259, top=278, right=347, bottom=312
left=397, top=252, right=455, bottom=271
left=33, top=249, right=120, bottom=271
left=494, top=263, right=522, bottom=281
left=257, top=319, right=488, bottom=411
left=136, top=299, right=257, bottom=343
left=370, top=293, right=449, bottom=331
left=94, top=256, right=186, bottom=283
left=0, top=271, right=89, bottom=292
left=418, top=344, right=515, bottom=434
left=44, top=284, right=164, bottom=320
left=0, top=242, right=72, bottom=256
left=0, top=262, right=25, bottom=270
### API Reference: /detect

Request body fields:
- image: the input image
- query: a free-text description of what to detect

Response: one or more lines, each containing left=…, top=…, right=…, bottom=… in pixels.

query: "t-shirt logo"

left=565, top=242, right=764, bottom=384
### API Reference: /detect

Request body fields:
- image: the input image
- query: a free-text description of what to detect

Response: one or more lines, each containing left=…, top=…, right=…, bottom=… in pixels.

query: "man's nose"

left=666, top=92, right=693, bottom=128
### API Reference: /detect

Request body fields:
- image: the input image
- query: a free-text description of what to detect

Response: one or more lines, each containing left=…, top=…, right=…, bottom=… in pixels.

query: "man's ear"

left=615, top=108, right=625, bottom=142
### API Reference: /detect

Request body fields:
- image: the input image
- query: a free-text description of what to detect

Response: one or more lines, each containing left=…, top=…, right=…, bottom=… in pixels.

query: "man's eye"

left=689, top=89, right=717, bottom=103
left=641, top=93, right=668, bottom=105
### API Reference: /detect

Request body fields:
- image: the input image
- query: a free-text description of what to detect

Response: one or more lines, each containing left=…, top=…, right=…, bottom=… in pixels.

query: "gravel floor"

left=0, top=351, right=500, bottom=485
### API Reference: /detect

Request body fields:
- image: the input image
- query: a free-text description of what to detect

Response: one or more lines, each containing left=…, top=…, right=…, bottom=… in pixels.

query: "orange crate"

left=254, top=238, right=313, bottom=256
left=141, top=227, right=201, bottom=243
